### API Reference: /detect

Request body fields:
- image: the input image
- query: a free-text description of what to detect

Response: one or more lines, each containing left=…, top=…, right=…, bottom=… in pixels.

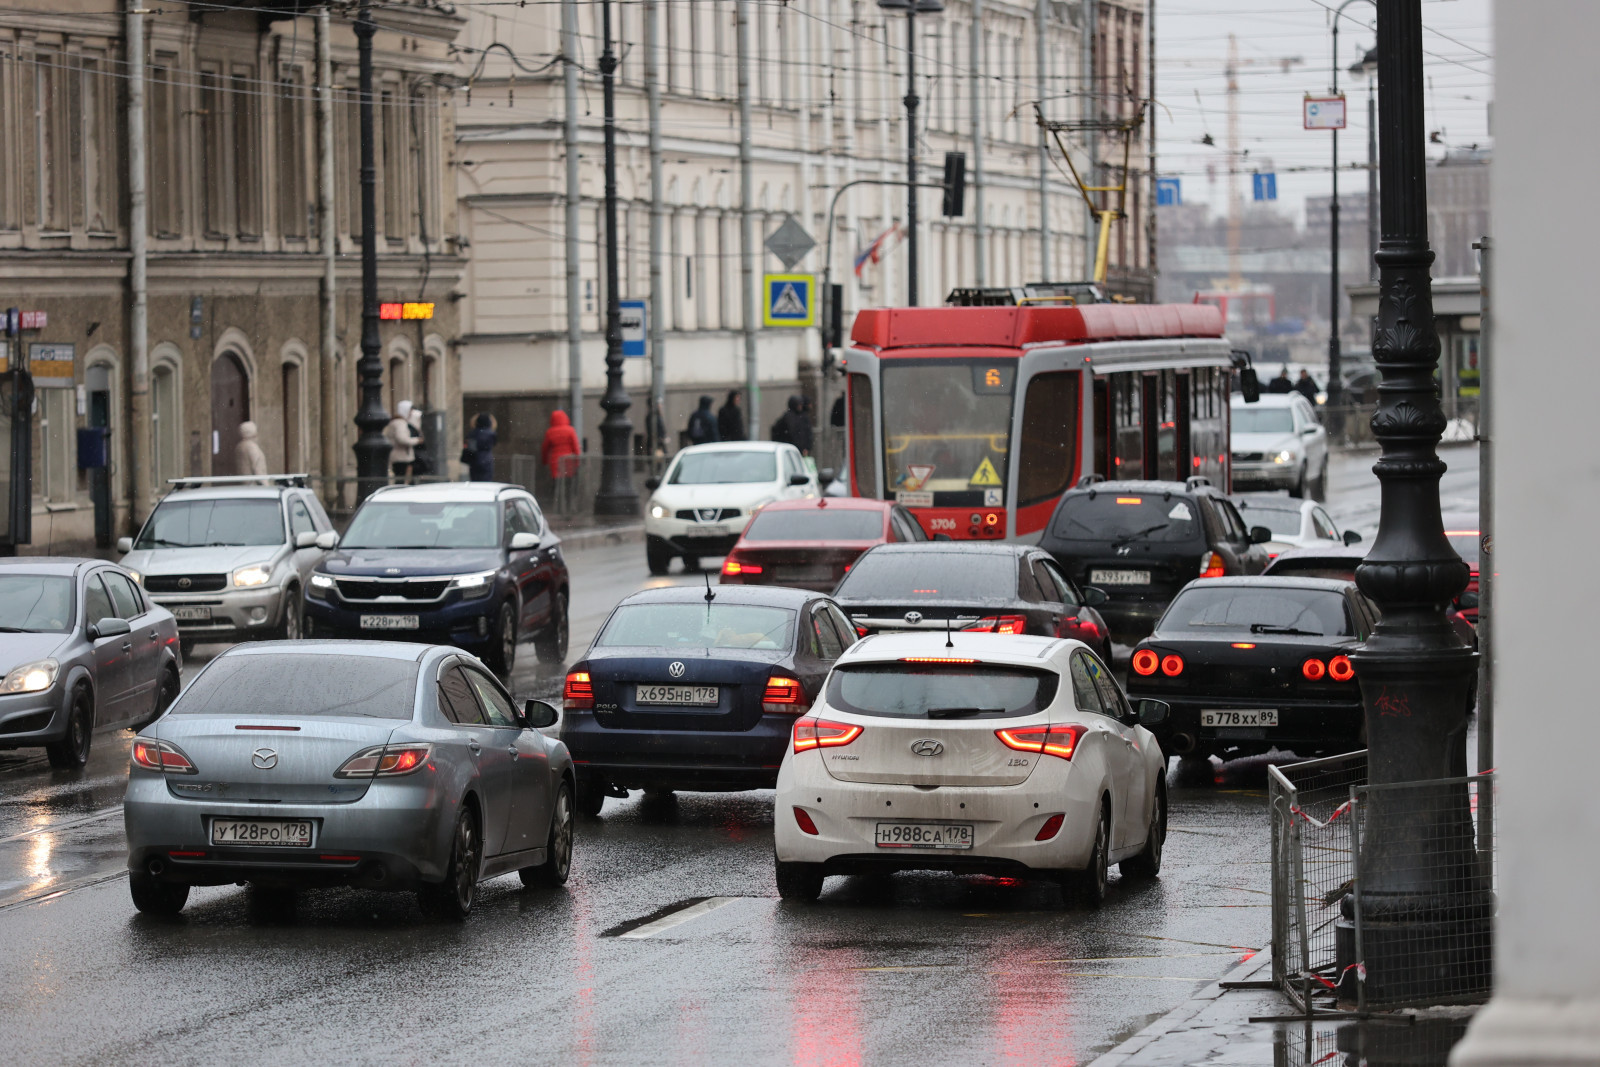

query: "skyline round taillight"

left=1302, top=658, right=1327, bottom=681
left=1328, top=655, right=1355, bottom=681
left=1132, top=649, right=1159, bottom=676
left=1160, top=654, right=1184, bottom=677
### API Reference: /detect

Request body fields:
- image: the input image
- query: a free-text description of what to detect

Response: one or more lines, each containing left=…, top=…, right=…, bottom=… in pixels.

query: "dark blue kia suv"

left=303, top=483, right=569, bottom=674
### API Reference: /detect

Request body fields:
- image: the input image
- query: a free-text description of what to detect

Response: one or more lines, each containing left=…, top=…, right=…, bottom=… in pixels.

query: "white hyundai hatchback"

left=773, top=632, right=1170, bottom=907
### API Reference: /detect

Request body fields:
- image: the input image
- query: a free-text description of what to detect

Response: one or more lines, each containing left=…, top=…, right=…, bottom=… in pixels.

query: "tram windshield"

left=880, top=358, right=1013, bottom=503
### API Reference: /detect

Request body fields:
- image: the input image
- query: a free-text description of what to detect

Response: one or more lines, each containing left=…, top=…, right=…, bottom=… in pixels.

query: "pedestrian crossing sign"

left=763, top=273, right=816, bottom=328
left=969, top=457, right=1003, bottom=487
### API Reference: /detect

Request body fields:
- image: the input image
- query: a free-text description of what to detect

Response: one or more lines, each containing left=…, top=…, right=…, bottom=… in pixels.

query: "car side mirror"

left=316, top=530, right=340, bottom=550
left=116, top=536, right=133, bottom=554
left=1136, top=699, right=1170, bottom=727
left=1343, top=529, right=1363, bottom=545
left=510, top=531, right=539, bottom=551
left=1250, top=525, right=1273, bottom=544
left=819, top=467, right=836, bottom=487
left=294, top=530, right=319, bottom=549
left=645, top=476, right=661, bottom=491
left=788, top=473, right=810, bottom=486
left=88, top=616, right=131, bottom=640
left=523, top=699, right=559, bottom=729
left=1239, top=367, right=1261, bottom=403
left=1302, top=425, right=1319, bottom=436
left=1082, top=586, right=1109, bottom=607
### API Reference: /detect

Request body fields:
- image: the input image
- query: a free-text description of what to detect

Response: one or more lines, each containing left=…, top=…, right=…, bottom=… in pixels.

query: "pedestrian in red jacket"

left=541, top=409, right=582, bottom=513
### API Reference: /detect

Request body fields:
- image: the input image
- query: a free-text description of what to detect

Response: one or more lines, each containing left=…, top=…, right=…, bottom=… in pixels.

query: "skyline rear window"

left=826, top=664, right=1059, bottom=719
left=1161, top=587, right=1352, bottom=637
left=741, top=508, right=884, bottom=542
left=173, top=655, right=419, bottom=719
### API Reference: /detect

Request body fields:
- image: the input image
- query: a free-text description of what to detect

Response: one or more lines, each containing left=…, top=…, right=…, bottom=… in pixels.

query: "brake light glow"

left=1160, top=654, right=1184, bottom=677
left=1116, top=497, right=1143, bottom=505
left=1328, top=655, right=1355, bottom=682
left=793, top=807, right=820, bottom=835
left=1131, top=649, right=1159, bottom=676
left=856, top=626, right=869, bottom=637
left=964, top=614, right=1027, bottom=635
left=131, top=738, right=198, bottom=774
left=1035, top=813, right=1066, bottom=841
left=793, top=716, right=863, bottom=753
left=564, top=671, right=594, bottom=709
left=763, top=675, right=809, bottom=714
left=900, top=656, right=979, bottom=664
left=1231, top=643, right=1256, bottom=649
left=333, top=744, right=433, bottom=778
left=995, top=723, right=1086, bottom=761
left=1302, top=658, right=1327, bottom=681
left=1200, top=551, right=1227, bottom=578
left=722, top=559, right=763, bottom=576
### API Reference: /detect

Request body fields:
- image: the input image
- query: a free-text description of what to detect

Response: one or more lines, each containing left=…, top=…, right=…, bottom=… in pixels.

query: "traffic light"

left=823, top=283, right=844, bottom=360
left=941, top=151, right=966, bottom=218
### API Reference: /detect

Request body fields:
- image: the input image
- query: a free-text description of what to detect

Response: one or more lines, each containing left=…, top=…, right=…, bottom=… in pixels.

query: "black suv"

left=303, top=483, right=569, bottom=675
left=1038, top=476, right=1271, bottom=644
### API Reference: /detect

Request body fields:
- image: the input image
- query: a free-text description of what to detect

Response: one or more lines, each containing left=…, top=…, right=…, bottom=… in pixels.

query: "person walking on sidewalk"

left=235, top=421, right=269, bottom=482
left=462, top=412, right=497, bottom=481
left=686, top=395, right=719, bottom=446
left=773, top=395, right=813, bottom=456
left=541, top=409, right=582, bottom=514
left=385, top=400, right=420, bottom=483
left=717, top=390, right=745, bottom=442
left=1294, top=369, right=1321, bottom=404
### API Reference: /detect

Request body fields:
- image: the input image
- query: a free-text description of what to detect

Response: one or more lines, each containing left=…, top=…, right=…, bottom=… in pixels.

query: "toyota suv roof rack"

left=167, top=474, right=308, bottom=488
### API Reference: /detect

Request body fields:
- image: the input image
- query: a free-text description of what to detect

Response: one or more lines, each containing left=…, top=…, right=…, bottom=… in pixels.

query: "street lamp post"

left=593, top=0, right=638, bottom=517
left=1342, top=0, right=1490, bottom=1005
left=352, top=0, right=391, bottom=503
left=1350, top=47, right=1379, bottom=281
left=878, top=0, right=944, bottom=307
left=1326, top=0, right=1375, bottom=413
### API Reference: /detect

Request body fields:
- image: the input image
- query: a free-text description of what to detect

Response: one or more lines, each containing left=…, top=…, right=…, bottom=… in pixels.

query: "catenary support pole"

left=1473, top=234, right=1492, bottom=868
left=970, top=0, right=987, bottom=285
left=125, top=0, right=151, bottom=523
left=737, top=0, right=760, bottom=438
left=1035, top=0, right=1051, bottom=281
left=1327, top=11, right=1342, bottom=408
left=1147, top=0, right=1157, bottom=285
left=562, top=0, right=584, bottom=448
left=353, top=0, right=391, bottom=502
left=593, top=0, right=637, bottom=515
left=646, top=0, right=665, bottom=456
left=904, top=9, right=920, bottom=305
left=317, top=6, right=338, bottom=497
left=1367, top=80, right=1378, bottom=280
left=1082, top=0, right=1097, bottom=276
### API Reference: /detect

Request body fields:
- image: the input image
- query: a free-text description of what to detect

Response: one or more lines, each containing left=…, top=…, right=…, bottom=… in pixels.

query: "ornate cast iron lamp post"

left=353, top=0, right=392, bottom=502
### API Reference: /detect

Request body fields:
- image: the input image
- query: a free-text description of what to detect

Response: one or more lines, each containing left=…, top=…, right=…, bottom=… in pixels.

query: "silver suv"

left=117, top=476, right=334, bottom=656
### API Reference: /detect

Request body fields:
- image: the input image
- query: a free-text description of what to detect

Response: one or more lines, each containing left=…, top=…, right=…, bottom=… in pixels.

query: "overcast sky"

left=1154, top=0, right=1493, bottom=222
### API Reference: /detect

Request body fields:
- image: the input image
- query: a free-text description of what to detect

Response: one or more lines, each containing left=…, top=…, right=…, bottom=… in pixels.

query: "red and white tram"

left=841, top=300, right=1237, bottom=541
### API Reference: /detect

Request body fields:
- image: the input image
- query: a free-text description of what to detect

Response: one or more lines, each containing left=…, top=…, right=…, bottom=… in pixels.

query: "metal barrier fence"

left=508, top=454, right=662, bottom=522
left=1271, top=752, right=1496, bottom=1014
left=1323, top=395, right=1479, bottom=449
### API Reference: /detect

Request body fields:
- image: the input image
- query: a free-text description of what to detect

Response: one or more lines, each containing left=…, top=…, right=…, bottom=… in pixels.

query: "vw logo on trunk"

left=904, top=611, right=923, bottom=626
left=910, top=739, right=944, bottom=757
left=668, top=661, right=687, bottom=678
left=251, top=748, right=279, bottom=770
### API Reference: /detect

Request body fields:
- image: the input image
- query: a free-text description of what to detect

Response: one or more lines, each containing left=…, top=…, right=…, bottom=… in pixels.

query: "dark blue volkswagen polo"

left=560, top=585, right=857, bottom=815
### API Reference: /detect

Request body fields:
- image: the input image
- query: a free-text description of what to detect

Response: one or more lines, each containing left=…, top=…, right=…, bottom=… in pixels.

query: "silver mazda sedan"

left=124, top=641, right=576, bottom=920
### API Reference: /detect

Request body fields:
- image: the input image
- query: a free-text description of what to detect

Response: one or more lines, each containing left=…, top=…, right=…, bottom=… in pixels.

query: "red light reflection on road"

left=990, top=944, right=1078, bottom=1065
left=790, top=945, right=864, bottom=1067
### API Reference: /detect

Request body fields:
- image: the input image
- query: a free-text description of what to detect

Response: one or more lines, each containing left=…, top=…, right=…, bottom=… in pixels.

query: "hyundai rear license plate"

left=170, top=606, right=212, bottom=622
left=874, top=822, right=974, bottom=850
left=210, top=818, right=313, bottom=847
left=360, top=614, right=420, bottom=630
left=636, top=684, right=719, bottom=706
left=1090, top=568, right=1151, bottom=585
left=1202, top=708, right=1279, bottom=727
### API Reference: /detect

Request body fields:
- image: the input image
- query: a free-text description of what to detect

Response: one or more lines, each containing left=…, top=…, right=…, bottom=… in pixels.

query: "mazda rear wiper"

left=1112, top=523, right=1168, bottom=548
left=1250, top=624, right=1324, bottom=636
left=926, top=706, right=1002, bottom=719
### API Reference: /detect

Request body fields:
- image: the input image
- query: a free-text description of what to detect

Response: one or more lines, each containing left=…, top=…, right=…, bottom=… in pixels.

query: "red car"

left=1443, top=515, right=1481, bottom=626
left=720, top=497, right=929, bottom=593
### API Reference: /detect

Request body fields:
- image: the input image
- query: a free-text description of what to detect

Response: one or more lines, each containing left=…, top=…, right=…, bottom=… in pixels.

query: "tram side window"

left=1112, top=373, right=1143, bottom=479
left=849, top=373, right=876, bottom=497
left=1156, top=370, right=1179, bottom=481
left=1018, top=372, right=1080, bottom=507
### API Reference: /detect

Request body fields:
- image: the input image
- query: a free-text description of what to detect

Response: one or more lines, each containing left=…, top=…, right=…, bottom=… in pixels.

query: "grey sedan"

left=0, top=558, right=182, bottom=768
left=123, top=641, right=576, bottom=920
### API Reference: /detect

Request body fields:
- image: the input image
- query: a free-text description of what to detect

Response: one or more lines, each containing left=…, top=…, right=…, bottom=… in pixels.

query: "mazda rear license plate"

left=874, top=822, right=974, bottom=850
left=360, top=614, right=419, bottom=630
left=210, top=818, right=313, bottom=847
left=1090, top=568, right=1151, bottom=585
left=636, top=684, right=719, bottom=706
left=1202, top=708, right=1279, bottom=727
left=171, top=606, right=212, bottom=622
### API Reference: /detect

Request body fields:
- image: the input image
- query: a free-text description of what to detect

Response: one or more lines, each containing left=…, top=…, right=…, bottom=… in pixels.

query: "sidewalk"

left=549, top=520, right=645, bottom=553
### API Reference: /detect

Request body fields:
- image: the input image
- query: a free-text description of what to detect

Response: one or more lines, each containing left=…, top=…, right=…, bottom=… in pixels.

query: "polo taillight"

left=763, top=675, right=809, bottom=714
left=564, top=671, right=595, bottom=709
left=793, top=716, right=862, bottom=753
left=995, top=723, right=1086, bottom=761
left=131, top=737, right=198, bottom=775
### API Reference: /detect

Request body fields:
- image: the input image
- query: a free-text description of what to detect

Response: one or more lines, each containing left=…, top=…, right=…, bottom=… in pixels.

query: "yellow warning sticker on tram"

left=969, top=457, right=1003, bottom=486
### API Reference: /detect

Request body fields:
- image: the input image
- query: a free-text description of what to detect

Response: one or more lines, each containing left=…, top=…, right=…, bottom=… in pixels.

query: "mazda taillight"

left=964, top=614, right=1027, bottom=635
left=564, top=671, right=595, bottom=709
left=1302, top=658, right=1326, bottom=681
left=763, top=675, right=809, bottom=714
left=1200, top=551, right=1226, bottom=578
left=131, top=737, right=198, bottom=775
left=334, top=744, right=433, bottom=779
left=995, top=723, right=1086, bottom=761
left=793, top=716, right=862, bottom=753
left=1328, top=655, right=1355, bottom=682
left=1131, top=649, right=1159, bottom=676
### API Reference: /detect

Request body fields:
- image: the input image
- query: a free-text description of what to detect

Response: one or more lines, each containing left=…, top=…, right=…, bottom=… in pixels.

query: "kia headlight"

left=308, top=573, right=336, bottom=599
left=452, top=570, right=498, bottom=598
left=1272, top=449, right=1297, bottom=465
left=232, top=564, right=274, bottom=588
left=1, top=659, right=59, bottom=695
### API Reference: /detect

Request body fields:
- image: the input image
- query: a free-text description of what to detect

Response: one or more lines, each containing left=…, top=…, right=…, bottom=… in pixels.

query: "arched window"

left=210, top=350, right=251, bottom=476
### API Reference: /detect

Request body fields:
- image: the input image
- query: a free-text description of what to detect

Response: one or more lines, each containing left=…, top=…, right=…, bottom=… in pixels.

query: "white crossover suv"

left=643, top=442, right=819, bottom=574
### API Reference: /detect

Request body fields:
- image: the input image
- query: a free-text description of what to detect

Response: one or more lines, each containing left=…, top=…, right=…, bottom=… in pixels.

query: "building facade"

left=0, top=0, right=464, bottom=553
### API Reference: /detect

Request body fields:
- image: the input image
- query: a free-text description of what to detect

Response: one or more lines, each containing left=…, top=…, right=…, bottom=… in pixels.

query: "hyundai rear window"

left=742, top=509, right=884, bottom=542
left=596, top=603, right=796, bottom=651
left=832, top=552, right=1016, bottom=600
left=826, top=664, right=1059, bottom=719
left=174, top=655, right=420, bottom=719
left=1050, top=493, right=1202, bottom=544
left=1161, top=587, right=1352, bottom=637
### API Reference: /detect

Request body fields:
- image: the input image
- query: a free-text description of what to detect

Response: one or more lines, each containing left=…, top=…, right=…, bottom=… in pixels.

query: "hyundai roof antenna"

left=945, top=614, right=954, bottom=649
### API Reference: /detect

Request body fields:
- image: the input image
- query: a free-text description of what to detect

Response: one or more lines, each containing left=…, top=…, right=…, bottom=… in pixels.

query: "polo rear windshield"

left=832, top=552, right=1016, bottom=600
left=826, top=664, right=1059, bottom=719
left=174, top=655, right=420, bottom=719
left=1161, top=586, right=1352, bottom=637
left=1051, top=493, right=1203, bottom=544
left=742, top=508, right=884, bottom=542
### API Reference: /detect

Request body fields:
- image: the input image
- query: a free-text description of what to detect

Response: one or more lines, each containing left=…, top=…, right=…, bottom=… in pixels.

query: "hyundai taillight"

left=793, top=716, right=862, bottom=753
left=1060, top=616, right=1101, bottom=640
left=964, top=614, right=1027, bottom=635
left=334, top=744, right=433, bottom=779
left=1328, top=655, right=1355, bottom=682
left=763, top=675, right=809, bottom=714
left=995, top=723, right=1086, bottom=761
left=564, top=670, right=595, bottom=709
left=1035, top=813, right=1066, bottom=841
left=1161, top=654, right=1184, bottom=677
left=1131, top=649, right=1159, bottom=676
left=131, top=737, right=198, bottom=775
left=1200, top=552, right=1227, bottom=578
left=722, top=559, right=763, bottom=576
left=1302, top=658, right=1327, bottom=681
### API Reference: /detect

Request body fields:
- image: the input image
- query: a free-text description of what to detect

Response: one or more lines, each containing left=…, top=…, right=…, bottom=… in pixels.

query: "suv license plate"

left=210, top=818, right=313, bottom=847
left=875, top=822, right=974, bottom=850
left=171, top=606, right=212, bottom=622
left=361, top=614, right=420, bottom=630
left=1090, top=568, right=1151, bottom=585
left=1202, top=708, right=1279, bottom=727
left=636, top=685, right=719, bottom=706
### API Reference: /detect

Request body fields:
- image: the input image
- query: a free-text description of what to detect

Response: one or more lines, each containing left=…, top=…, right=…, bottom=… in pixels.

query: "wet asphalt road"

left=0, top=447, right=1478, bottom=1065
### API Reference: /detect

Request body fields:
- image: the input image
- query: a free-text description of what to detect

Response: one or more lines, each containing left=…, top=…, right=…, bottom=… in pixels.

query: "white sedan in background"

left=643, top=442, right=819, bottom=575
left=1230, top=393, right=1329, bottom=499
left=773, top=632, right=1169, bottom=907
left=1233, top=493, right=1362, bottom=560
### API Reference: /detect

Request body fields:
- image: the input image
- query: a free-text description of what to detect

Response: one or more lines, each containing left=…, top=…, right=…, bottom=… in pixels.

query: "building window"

left=80, top=55, right=117, bottom=233
left=0, top=47, right=16, bottom=229
left=340, top=84, right=360, bottom=238
left=381, top=86, right=408, bottom=240
left=282, top=361, right=302, bottom=471
left=199, top=65, right=232, bottom=236
left=38, top=388, right=75, bottom=503
left=278, top=68, right=307, bottom=238
left=233, top=65, right=262, bottom=237
left=152, top=362, right=182, bottom=488
left=149, top=58, right=182, bottom=237
left=35, top=51, right=69, bottom=232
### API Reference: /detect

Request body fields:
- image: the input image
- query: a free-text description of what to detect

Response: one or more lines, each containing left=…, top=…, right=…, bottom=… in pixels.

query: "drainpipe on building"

left=317, top=6, right=339, bottom=496
left=737, top=0, right=760, bottom=438
left=125, top=0, right=151, bottom=525
left=971, top=0, right=987, bottom=286
left=562, top=0, right=585, bottom=447
left=1035, top=0, right=1052, bottom=282
left=646, top=0, right=665, bottom=456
